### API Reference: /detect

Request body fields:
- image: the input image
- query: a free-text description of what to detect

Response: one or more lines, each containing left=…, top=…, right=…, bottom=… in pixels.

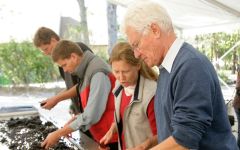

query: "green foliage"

left=195, top=29, right=240, bottom=70
left=90, top=45, right=109, bottom=62
left=218, top=70, right=231, bottom=84
left=195, top=29, right=240, bottom=83
left=63, top=24, right=83, bottom=42
left=95, top=49, right=109, bottom=62
left=0, top=40, right=59, bottom=85
left=0, top=75, right=10, bottom=85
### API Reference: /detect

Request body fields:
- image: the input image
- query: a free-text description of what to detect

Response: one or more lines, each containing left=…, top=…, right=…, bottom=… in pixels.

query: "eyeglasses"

left=131, top=27, right=146, bottom=52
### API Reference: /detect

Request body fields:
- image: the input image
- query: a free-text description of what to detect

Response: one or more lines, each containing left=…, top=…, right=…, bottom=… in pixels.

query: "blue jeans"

left=235, top=108, right=240, bottom=148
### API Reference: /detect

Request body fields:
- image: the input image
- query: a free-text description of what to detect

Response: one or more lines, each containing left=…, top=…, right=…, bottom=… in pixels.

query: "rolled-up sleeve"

left=171, top=58, right=213, bottom=149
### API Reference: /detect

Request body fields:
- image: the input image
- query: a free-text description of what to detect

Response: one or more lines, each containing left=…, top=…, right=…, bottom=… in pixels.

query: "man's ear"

left=70, top=53, right=78, bottom=60
left=150, top=23, right=161, bottom=38
left=70, top=53, right=81, bottom=64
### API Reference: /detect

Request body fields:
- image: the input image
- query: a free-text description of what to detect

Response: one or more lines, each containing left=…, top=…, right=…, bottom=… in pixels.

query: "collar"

left=160, top=38, right=184, bottom=73
left=113, top=74, right=141, bottom=101
left=72, top=51, right=95, bottom=79
left=124, top=85, right=136, bottom=96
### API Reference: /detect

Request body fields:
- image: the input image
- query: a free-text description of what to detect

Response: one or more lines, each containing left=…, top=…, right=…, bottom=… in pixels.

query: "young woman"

left=100, top=42, right=158, bottom=150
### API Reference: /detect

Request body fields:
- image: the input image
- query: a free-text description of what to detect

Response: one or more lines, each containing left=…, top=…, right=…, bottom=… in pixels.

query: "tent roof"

left=108, top=0, right=240, bottom=34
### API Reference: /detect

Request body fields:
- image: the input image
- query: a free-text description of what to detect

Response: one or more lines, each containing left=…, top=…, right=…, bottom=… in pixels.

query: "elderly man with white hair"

left=122, top=1, right=238, bottom=150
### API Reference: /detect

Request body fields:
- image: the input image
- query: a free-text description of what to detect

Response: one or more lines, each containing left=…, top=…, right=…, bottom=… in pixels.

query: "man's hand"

left=41, top=131, right=61, bottom=149
left=40, top=97, right=58, bottom=110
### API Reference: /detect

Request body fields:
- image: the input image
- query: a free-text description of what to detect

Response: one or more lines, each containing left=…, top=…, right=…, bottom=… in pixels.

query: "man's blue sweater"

left=155, top=42, right=238, bottom=149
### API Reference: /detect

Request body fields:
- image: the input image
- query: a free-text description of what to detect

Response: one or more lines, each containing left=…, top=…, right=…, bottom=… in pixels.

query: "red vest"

left=80, top=73, right=118, bottom=143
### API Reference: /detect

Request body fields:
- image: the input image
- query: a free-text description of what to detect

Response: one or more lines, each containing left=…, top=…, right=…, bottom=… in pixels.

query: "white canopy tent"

left=107, top=0, right=240, bottom=35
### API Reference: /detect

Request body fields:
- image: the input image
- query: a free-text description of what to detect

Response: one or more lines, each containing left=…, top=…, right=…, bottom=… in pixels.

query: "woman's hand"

left=99, top=123, right=116, bottom=149
left=99, top=128, right=114, bottom=147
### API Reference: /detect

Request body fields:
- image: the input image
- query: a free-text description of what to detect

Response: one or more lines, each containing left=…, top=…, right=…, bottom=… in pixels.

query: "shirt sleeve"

left=69, top=72, right=111, bottom=131
left=147, top=97, right=157, bottom=135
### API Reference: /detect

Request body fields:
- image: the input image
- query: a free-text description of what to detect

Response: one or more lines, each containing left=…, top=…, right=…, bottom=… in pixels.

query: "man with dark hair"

left=33, top=26, right=92, bottom=115
left=41, top=40, right=118, bottom=149
left=33, top=27, right=93, bottom=139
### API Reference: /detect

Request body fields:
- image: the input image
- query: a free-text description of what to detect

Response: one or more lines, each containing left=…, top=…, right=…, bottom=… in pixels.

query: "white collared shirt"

left=160, top=38, right=184, bottom=73
left=124, top=85, right=136, bottom=96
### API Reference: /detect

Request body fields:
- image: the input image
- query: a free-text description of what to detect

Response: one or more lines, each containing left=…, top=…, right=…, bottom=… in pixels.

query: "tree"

left=76, top=0, right=90, bottom=45
left=0, top=41, right=58, bottom=85
left=195, top=29, right=240, bottom=73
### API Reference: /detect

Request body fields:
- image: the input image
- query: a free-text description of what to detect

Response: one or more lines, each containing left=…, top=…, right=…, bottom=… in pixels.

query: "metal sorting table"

left=0, top=106, right=99, bottom=150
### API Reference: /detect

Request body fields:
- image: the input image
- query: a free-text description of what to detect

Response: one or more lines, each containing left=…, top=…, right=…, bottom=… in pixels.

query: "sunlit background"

left=0, top=0, right=125, bottom=44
